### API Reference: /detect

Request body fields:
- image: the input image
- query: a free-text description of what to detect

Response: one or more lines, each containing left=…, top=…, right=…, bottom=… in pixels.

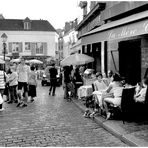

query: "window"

left=24, top=22, right=31, bottom=30
left=35, top=42, right=43, bottom=54
left=25, top=42, right=31, bottom=51
left=9, top=42, right=22, bottom=53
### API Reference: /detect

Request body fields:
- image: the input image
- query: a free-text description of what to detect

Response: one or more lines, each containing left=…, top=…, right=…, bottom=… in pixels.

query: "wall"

left=107, top=40, right=119, bottom=73
left=0, top=31, right=57, bottom=58
left=141, top=35, right=148, bottom=79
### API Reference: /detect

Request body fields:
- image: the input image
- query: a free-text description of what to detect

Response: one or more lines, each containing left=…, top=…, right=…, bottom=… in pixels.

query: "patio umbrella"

left=0, top=56, right=10, bottom=60
left=10, top=58, right=21, bottom=63
left=29, top=59, right=43, bottom=64
left=60, top=53, right=94, bottom=66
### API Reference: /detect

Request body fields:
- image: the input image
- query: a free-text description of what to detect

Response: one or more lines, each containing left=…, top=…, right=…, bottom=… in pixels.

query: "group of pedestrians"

left=0, top=57, right=37, bottom=111
left=62, top=65, right=83, bottom=101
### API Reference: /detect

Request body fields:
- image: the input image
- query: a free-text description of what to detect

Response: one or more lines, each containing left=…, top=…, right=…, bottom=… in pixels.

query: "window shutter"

left=31, top=43, right=36, bottom=56
left=8, top=43, right=12, bottom=53
left=43, top=43, right=47, bottom=55
left=19, top=43, right=23, bottom=52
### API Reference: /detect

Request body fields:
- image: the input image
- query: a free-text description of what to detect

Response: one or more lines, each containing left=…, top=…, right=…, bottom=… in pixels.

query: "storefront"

left=81, top=10, right=148, bottom=84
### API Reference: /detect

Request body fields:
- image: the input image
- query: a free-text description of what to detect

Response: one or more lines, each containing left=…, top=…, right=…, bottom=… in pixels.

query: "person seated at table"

left=89, top=72, right=108, bottom=117
left=93, top=72, right=108, bottom=91
left=134, top=78, right=148, bottom=103
left=102, top=73, right=123, bottom=120
left=102, top=70, right=114, bottom=86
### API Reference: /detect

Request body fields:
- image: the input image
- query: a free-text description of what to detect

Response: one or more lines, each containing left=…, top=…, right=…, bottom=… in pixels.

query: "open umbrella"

left=29, top=59, right=43, bottom=64
left=10, top=58, right=21, bottom=63
left=0, top=56, right=10, bottom=60
left=60, top=53, right=94, bottom=66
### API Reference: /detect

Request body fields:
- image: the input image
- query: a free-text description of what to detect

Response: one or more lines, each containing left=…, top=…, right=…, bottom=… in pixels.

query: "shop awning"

left=81, top=10, right=148, bottom=45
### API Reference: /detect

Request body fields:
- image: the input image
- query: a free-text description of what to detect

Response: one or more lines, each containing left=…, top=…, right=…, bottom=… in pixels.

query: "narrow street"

left=0, top=81, right=128, bottom=147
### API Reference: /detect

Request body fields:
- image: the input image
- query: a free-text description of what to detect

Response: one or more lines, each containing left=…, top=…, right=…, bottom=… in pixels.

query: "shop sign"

left=108, top=20, right=148, bottom=40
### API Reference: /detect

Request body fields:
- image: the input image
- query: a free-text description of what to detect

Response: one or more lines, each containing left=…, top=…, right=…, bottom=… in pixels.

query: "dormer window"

left=23, top=17, right=31, bottom=30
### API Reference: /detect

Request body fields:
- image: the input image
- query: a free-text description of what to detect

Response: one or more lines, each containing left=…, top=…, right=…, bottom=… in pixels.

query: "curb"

left=72, top=99, right=139, bottom=147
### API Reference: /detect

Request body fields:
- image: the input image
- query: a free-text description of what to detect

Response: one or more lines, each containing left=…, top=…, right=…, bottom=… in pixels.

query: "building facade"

left=62, top=19, right=78, bottom=59
left=77, top=1, right=148, bottom=85
left=0, top=17, right=58, bottom=62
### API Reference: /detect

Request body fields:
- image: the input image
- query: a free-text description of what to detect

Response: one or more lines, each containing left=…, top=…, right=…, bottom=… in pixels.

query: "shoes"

left=14, top=100, right=18, bottom=103
left=7, top=101, right=13, bottom=104
left=49, top=92, right=51, bottom=95
left=106, top=112, right=111, bottom=120
left=30, top=99, right=34, bottom=102
left=83, top=110, right=91, bottom=118
left=52, top=94, right=55, bottom=96
left=16, top=102, right=23, bottom=107
left=21, top=104, right=27, bottom=107
left=90, top=112, right=96, bottom=118
left=0, top=108, right=4, bottom=111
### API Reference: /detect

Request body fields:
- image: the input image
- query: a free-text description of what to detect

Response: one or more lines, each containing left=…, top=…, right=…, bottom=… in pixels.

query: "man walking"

left=49, top=63, right=57, bottom=96
left=17, top=57, right=30, bottom=107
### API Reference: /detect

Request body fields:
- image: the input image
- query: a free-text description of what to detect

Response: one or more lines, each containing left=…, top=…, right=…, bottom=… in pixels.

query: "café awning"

left=81, top=10, right=148, bottom=45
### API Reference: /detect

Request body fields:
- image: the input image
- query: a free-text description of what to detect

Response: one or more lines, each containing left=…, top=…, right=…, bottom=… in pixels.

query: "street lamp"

left=1, top=33, right=7, bottom=71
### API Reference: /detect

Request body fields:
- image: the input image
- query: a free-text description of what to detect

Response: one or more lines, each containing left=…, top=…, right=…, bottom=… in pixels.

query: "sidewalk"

left=72, top=98, right=148, bottom=147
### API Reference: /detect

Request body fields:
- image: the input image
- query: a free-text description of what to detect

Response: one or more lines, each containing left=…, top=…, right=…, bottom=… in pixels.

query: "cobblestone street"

left=0, top=81, right=128, bottom=147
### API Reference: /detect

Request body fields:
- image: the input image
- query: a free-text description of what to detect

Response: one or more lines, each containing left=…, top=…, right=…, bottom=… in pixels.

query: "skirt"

left=28, top=85, right=36, bottom=97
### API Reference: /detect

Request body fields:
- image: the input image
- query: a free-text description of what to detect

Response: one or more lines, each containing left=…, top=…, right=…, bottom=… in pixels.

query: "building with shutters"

left=0, top=16, right=58, bottom=62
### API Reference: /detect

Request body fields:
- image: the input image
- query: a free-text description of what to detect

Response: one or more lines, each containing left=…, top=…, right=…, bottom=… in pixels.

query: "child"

left=28, top=66, right=37, bottom=102
left=8, top=66, right=18, bottom=104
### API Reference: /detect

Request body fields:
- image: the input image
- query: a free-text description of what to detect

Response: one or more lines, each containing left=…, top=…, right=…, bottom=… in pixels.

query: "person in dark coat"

left=63, top=66, right=75, bottom=100
left=49, top=63, right=58, bottom=96
left=73, top=67, right=83, bottom=98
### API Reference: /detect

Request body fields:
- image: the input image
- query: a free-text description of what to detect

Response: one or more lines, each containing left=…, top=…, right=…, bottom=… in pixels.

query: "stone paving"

left=0, top=81, right=128, bottom=147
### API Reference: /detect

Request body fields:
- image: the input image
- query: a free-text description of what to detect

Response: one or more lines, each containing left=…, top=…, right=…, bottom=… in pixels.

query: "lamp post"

left=1, top=33, right=7, bottom=71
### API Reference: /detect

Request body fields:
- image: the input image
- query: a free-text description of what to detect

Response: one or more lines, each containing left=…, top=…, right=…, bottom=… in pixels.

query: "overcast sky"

left=0, top=0, right=83, bottom=29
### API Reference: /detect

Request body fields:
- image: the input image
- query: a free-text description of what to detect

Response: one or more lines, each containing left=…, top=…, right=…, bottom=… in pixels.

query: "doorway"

left=119, top=39, right=141, bottom=85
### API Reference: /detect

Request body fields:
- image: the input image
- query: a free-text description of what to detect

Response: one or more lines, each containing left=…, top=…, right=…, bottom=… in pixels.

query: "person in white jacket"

left=0, top=66, right=6, bottom=111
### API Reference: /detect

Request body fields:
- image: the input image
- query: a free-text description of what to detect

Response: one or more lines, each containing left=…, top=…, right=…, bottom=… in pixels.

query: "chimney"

left=79, top=1, right=88, bottom=18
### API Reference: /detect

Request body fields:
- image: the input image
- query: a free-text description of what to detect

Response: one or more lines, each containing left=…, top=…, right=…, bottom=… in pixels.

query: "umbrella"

left=10, top=58, right=21, bottom=63
left=0, top=56, right=10, bottom=60
left=0, top=59, right=5, bottom=64
left=29, top=59, right=43, bottom=64
left=60, top=53, right=94, bottom=66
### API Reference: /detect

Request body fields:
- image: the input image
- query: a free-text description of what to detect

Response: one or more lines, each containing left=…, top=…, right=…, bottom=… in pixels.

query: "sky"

left=0, top=0, right=83, bottom=29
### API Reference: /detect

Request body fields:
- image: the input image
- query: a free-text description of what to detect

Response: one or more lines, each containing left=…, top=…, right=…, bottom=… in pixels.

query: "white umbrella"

left=60, top=53, right=94, bottom=66
left=0, top=56, right=10, bottom=60
left=0, top=59, right=5, bottom=64
left=29, top=59, right=43, bottom=64
left=10, top=58, right=21, bottom=63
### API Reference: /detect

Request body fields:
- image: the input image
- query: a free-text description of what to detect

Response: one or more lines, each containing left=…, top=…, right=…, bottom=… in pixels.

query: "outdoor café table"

left=78, top=85, right=93, bottom=99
